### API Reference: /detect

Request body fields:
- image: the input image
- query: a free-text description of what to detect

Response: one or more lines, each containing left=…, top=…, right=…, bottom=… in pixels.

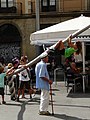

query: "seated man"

left=64, top=55, right=83, bottom=89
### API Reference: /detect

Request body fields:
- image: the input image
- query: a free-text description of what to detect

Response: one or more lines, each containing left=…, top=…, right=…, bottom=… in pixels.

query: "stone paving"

left=0, top=82, right=90, bottom=120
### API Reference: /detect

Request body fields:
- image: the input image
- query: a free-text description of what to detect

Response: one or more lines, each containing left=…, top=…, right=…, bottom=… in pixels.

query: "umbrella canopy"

left=30, top=15, right=90, bottom=46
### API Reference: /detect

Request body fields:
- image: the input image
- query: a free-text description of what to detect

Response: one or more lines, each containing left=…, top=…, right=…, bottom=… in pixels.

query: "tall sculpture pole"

left=14, top=24, right=90, bottom=75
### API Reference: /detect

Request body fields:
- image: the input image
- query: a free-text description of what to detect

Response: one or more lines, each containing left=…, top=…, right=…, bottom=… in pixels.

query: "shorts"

left=19, top=81, right=30, bottom=90
left=0, top=88, right=4, bottom=95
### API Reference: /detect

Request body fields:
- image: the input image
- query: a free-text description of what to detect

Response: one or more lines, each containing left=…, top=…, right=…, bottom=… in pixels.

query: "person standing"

left=0, top=65, right=7, bottom=104
left=8, top=57, right=19, bottom=101
left=35, top=53, right=53, bottom=115
left=0, top=65, right=14, bottom=104
left=16, top=56, right=35, bottom=101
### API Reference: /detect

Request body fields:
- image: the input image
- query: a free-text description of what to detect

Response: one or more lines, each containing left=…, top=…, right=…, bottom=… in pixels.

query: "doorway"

left=0, top=23, right=21, bottom=64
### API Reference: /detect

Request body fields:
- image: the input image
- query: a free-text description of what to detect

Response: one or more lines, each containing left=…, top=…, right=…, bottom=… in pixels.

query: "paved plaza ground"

left=0, top=82, right=90, bottom=120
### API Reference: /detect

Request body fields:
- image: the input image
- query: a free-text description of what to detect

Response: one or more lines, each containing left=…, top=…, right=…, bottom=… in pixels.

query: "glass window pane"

left=1, top=0, right=14, bottom=7
left=8, top=0, right=13, bottom=7
left=1, top=0, right=6, bottom=7
left=50, top=0, right=55, bottom=6
left=43, top=0, right=47, bottom=6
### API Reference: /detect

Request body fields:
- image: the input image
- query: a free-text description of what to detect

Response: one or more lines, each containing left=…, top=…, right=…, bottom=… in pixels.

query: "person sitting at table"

left=64, top=54, right=83, bottom=89
left=74, top=49, right=83, bottom=69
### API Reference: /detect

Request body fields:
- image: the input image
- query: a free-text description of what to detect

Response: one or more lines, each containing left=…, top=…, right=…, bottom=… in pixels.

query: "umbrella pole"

left=12, top=24, right=90, bottom=75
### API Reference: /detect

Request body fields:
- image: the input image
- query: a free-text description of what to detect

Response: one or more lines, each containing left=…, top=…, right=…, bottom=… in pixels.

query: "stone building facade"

left=0, top=0, right=90, bottom=63
left=0, top=17, right=36, bottom=63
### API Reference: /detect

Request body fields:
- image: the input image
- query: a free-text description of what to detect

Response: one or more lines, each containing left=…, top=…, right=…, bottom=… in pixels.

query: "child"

left=0, top=65, right=13, bottom=104
left=16, top=56, right=35, bottom=101
left=8, top=58, right=20, bottom=101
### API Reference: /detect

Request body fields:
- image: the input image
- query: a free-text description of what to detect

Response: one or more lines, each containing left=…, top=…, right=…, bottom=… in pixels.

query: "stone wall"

left=0, top=18, right=36, bottom=61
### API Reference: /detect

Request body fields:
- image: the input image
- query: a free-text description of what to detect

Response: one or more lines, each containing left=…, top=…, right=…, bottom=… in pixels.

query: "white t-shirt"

left=19, top=67, right=30, bottom=81
left=74, top=53, right=82, bottom=62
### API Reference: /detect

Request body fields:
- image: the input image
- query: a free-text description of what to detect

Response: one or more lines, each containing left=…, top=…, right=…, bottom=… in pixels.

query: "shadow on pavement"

left=17, top=101, right=27, bottom=120
left=67, top=93, right=90, bottom=98
left=53, top=114, right=85, bottom=120
left=5, top=101, right=27, bottom=120
left=67, top=87, right=90, bottom=98
left=53, top=103, right=90, bottom=109
left=5, top=97, right=40, bottom=120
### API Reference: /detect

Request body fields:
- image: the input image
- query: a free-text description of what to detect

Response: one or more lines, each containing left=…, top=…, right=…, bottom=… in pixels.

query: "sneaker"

left=32, top=93, right=35, bottom=98
left=2, top=101, right=6, bottom=104
left=39, top=111, right=51, bottom=116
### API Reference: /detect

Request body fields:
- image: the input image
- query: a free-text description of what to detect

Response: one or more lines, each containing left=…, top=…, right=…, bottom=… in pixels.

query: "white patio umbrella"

left=30, top=15, right=90, bottom=46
